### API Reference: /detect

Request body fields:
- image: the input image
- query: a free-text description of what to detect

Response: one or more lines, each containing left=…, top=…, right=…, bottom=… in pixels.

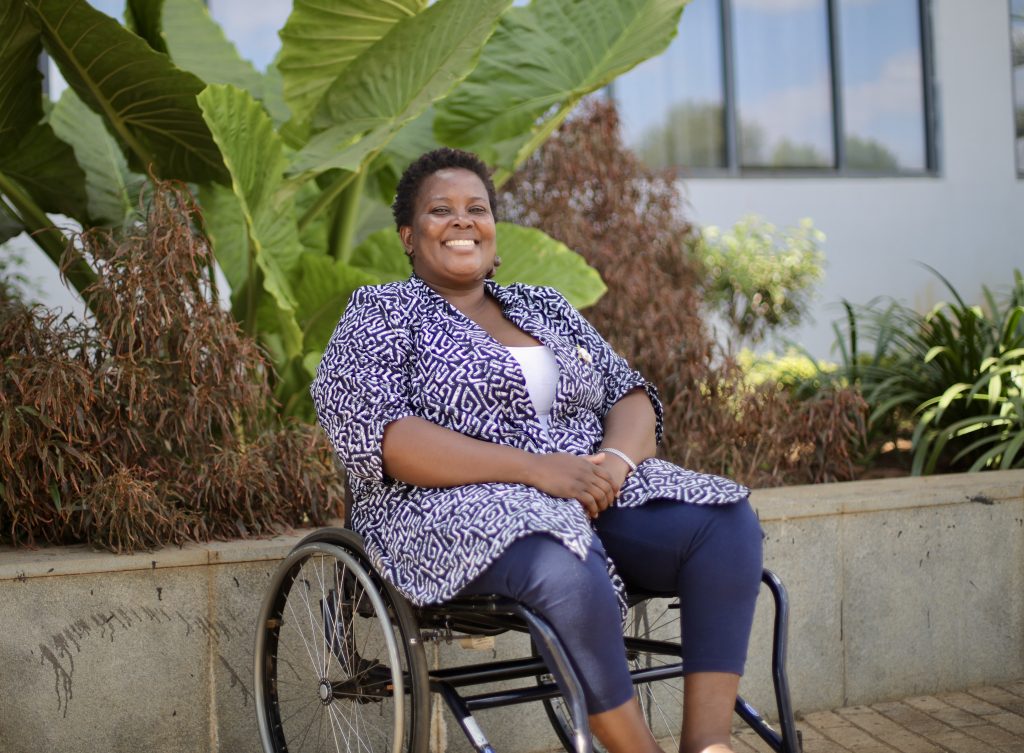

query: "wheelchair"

left=254, top=525, right=801, bottom=753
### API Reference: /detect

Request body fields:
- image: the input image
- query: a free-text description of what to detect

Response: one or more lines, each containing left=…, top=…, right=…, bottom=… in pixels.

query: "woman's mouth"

left=443, top=239, right=476, bottom=248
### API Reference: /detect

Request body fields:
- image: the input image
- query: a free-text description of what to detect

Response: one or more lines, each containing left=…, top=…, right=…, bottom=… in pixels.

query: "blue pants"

left=457, top=498, right=764, bottom=713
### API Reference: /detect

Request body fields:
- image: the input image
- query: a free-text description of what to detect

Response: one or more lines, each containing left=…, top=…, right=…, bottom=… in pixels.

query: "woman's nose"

left=451, top=211, right=474, bottom=225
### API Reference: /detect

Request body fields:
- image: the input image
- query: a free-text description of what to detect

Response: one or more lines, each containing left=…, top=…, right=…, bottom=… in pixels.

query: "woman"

left=311, top=148, right=763, bottom=753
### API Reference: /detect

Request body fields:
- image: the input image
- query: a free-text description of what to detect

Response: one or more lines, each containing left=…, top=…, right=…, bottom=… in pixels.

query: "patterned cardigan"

left=311, top=276, right=748, bottom=608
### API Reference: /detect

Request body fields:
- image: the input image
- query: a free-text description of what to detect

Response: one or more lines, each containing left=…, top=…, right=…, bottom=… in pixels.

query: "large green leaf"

left=294, top=253, right=378, bottom=356
left=50, top=89, right=144, bottom=226
left=260, top=64, right=292, bottom=128
left=125, top=0, right=168, bottom=53
left=198, top=84, right=302, bottom=323
left=350, top=223, right=605, bottom=309
left=291, top=0, right=510, bottom=179
left=367, top=107, right=440, bottom=204
left=0, top=0, right=88, bottom=220
left=256, top=290, right=305, bottom=364
left=154, top=0, right=265, bottom=98
left=350, top=229, right=411, bottom=284
left=493, top=223, right=606, bottom=309
left=435, top=0, right=689, bottom=180
left=0, top=0, right=45, bottom=149
left=0, top=118, right=89, bottom=221
left=198, top=182, right=250, bottom=294
left=27, top=0, right=229, bottom=184
left=277, top=0, right=425, bottom=127
left=0, top=199, right=24, bottom=244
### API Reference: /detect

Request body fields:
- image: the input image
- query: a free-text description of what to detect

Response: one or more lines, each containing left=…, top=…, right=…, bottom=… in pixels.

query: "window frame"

left=612, top=0, right=939, bottom=179
left=1011, top=0, right=1024, bottom=178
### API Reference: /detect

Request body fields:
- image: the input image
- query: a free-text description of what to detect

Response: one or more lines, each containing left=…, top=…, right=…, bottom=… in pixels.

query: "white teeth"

left=444, top=239, right=475, bottom=247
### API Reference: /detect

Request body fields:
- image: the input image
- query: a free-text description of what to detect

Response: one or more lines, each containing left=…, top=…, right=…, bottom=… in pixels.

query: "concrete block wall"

left=1, top=470, right=1021, bottom=753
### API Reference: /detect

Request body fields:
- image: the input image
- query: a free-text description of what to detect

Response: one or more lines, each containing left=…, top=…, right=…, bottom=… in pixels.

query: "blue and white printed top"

left=311, top=276, right=748, bottom=608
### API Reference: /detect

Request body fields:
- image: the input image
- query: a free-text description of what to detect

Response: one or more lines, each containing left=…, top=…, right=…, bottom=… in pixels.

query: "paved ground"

left=732, top=680, right=1024, bottom=753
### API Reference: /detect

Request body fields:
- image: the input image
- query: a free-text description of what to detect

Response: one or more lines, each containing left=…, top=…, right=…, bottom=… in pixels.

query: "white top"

left=505, top=345, right=560, bottom=431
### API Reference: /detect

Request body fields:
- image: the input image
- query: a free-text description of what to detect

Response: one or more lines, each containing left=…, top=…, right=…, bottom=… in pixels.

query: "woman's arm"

left=382, top=417, right=617, bottom=518
left=594, top=388, right=659, bottom=495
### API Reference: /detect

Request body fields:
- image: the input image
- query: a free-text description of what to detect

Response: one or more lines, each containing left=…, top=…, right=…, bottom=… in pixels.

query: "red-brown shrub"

left=0, top=182, right=343, bottom=552
left=501, top=100, right=866, bottom=487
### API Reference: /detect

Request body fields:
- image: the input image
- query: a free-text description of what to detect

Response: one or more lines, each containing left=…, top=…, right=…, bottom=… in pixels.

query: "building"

left=613, top=0, right=1024, bottom=356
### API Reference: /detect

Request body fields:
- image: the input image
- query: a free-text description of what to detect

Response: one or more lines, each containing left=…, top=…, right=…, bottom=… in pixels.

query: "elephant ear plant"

left=0, top=0, right=691, bottom=419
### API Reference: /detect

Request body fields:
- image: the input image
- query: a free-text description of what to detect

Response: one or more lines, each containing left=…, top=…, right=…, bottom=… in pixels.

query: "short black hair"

left=392, top=148, right=498, bottom=230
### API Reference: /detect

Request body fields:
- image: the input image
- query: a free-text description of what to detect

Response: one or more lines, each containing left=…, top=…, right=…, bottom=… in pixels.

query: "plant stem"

left=0, top=170, right=97, bottom=310
left=330, top=169, right=367, bottom=263
left=297, top=170, right=357, bottom=233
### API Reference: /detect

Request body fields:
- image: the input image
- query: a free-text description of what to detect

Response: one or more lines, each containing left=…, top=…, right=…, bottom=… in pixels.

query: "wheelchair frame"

left=254, top=526, right=802, bottom=753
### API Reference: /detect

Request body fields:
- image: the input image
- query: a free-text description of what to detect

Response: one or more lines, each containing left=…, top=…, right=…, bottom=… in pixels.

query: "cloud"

left=843, top=51, right=924, bottom=133
left=738, top=73, right=834, bottom=154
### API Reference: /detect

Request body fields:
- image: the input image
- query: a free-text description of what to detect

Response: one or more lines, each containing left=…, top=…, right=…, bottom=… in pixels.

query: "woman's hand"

left=587, top=452, right=631, bottom=499
left=528, top=453, right=617, bottom=518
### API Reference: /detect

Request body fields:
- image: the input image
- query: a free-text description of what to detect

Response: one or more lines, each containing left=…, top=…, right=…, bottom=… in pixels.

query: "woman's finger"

left=575, top=491, right=599, bottom=518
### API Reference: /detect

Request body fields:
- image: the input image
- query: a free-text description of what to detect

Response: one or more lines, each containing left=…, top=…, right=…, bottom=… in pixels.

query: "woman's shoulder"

left=345, top=278, right=430, bottom=325
left=494, top=281, right=573, bottom=313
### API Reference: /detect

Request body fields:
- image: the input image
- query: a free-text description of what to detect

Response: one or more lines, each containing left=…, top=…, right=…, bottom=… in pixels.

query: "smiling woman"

left=310, top=147, right=765, bottom=753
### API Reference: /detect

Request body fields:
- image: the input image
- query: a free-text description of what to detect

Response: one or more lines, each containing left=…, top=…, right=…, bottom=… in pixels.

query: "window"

left=1013, top=0, right=1024, bottom=176
left=614, top=0, right=935, bottom=175
left=615, top=0, right=727, bottom=169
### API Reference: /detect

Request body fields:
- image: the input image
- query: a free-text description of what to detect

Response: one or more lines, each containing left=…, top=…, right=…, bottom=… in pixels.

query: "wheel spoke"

left=256, top=539, right=425, bottom=753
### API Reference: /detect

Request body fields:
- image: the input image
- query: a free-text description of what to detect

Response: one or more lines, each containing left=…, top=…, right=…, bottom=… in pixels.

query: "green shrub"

left=695, top=216, right=826, bottom=348
left=737, top=348, right=839, bottom=399
left=836, top=268, right=1024, bottom=474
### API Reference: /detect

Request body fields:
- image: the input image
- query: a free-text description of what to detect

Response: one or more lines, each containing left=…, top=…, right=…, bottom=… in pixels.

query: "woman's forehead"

left=419, top=168, right=488, bottom=200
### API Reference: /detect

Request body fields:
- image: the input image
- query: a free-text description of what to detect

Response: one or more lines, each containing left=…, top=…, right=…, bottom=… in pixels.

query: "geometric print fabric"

left=311, top=276, right=749, bottom=611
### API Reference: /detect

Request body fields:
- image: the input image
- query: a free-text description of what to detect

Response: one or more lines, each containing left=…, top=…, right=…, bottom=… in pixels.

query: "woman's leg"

left=457, top=534, right=663, bottom=753
left=594, top=498, right=764, bottom=753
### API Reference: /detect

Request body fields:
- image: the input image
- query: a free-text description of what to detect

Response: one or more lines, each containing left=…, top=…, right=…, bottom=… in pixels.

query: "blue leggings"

left=457, top=498, right=764, bottom=713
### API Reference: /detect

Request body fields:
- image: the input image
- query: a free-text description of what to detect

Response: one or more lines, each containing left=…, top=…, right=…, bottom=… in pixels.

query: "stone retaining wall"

left=1, top=470, right=1021, bottom=753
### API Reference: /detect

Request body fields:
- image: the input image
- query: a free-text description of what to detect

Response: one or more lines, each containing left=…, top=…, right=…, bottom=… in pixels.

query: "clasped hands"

left=528, top=451, right=632, bottom=519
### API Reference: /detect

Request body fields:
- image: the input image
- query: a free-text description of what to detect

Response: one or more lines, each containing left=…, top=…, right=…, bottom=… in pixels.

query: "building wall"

left=682, top=0, right=1024, bottom=358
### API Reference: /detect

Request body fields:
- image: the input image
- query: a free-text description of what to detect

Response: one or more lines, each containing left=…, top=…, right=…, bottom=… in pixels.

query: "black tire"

left=541, top=596, right=684, bottom=753
left=255, top=528, right=430, bottom=753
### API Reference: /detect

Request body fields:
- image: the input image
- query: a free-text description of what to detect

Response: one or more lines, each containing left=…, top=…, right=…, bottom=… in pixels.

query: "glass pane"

left=209, top=0, right=291, bottom=73
left=733, top=0, right=834, bottom=168
left=615, top=0, right=726, bottom=170
left=839, top=0, right=927, bottom=172
left=1013, top=0, right=1024, bottom=175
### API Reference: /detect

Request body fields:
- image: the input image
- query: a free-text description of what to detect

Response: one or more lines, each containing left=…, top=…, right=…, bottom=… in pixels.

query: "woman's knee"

left=481, top=535, right=617, bottom=618
left=703, top=497, right=764, bottom=571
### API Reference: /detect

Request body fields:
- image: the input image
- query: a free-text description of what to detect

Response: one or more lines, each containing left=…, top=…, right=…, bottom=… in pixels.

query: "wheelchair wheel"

left=255, top=530, right=429, bottom=753
left=541, top=597, right=683, bottom=753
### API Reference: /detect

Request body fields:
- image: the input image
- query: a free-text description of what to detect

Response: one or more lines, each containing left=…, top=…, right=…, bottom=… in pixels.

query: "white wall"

left=682, top=0, right=1024, bottom=358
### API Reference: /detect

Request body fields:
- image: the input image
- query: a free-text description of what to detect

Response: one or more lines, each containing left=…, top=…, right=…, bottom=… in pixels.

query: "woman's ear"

left=399, top=226, right=414, bottom=255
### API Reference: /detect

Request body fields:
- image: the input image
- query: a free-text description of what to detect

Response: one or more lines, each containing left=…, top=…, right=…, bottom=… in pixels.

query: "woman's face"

left=399, top=168, right=497, bottom=290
